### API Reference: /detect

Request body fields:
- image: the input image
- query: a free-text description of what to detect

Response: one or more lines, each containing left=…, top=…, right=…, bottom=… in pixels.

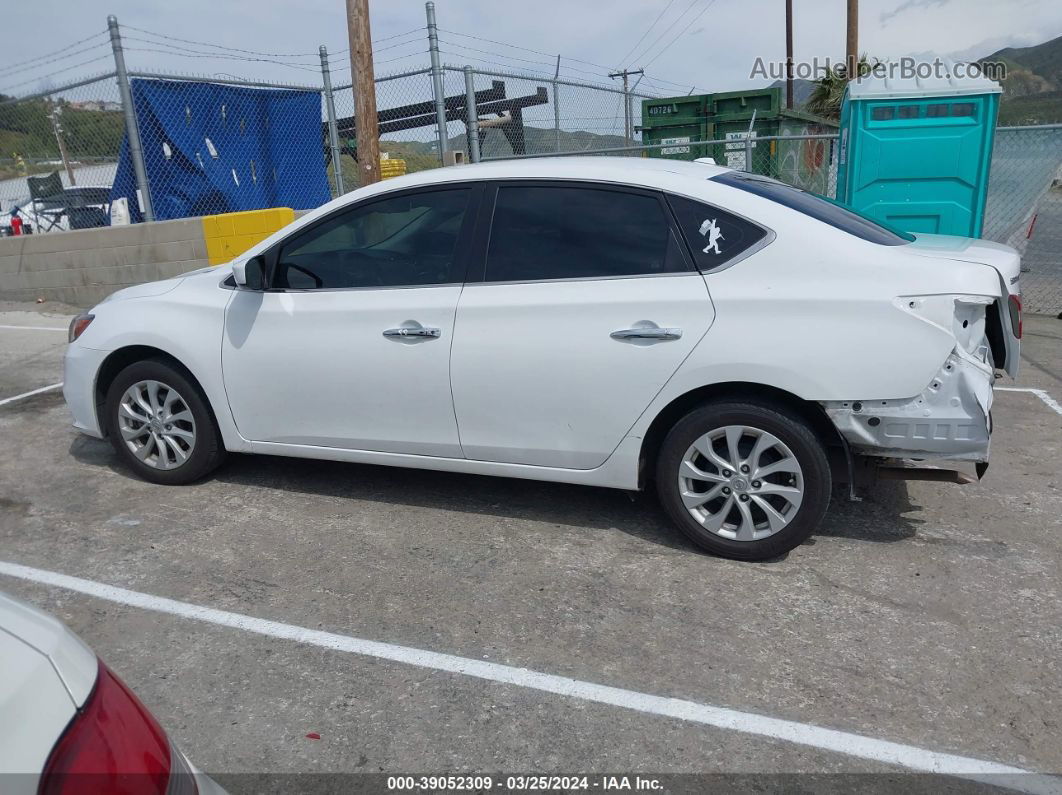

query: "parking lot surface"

left=0, top=301, right=1060, bottom=790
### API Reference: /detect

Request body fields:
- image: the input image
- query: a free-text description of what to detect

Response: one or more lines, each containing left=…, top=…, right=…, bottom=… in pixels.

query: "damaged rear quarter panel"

left=821, top=345, right=994, bottom=461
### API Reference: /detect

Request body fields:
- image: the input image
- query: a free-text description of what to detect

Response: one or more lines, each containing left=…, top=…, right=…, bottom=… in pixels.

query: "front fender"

left=74, top=276, right=248, bottom=452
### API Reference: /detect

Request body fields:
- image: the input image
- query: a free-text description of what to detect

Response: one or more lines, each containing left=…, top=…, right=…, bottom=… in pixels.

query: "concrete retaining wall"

left=0, top=218, right=210, bottom=307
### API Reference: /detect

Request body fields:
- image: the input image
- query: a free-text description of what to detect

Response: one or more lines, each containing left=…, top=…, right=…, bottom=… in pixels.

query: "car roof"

left=374, top=156, right=731, bottom=192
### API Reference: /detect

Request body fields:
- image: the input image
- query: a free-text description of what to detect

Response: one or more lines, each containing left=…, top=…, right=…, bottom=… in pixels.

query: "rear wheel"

left=104, top=360, right=226, bottom=485
left=656, top=401, right=830, bottom=560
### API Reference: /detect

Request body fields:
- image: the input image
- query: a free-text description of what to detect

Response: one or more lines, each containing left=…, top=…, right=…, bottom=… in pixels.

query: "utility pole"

left=785, top=0, right=794, bottom=109
left=48, top=101, right=76, bottom=185
left=846, top=0, right=858, bottom=81
left=346, top=0, right=380, bottom=185
left=608, top=67, right=643, bottom=146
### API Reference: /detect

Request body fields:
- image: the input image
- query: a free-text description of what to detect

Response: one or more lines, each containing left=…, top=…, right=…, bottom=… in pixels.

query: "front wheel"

left=104, top=360, right=226, bottom=485
left=656, top=402, right=831, bottom=561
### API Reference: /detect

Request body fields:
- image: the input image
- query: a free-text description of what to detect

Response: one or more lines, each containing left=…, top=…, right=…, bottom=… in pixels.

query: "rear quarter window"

left=666, top=194, right=769, bottom=272
left=711, top=171, right=915, bottom=246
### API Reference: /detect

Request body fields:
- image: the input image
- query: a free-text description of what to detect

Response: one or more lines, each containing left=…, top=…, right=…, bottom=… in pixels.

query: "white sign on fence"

left=725, top=131, right=757, bottom=169
left=660, top=136, right=691, bottom=155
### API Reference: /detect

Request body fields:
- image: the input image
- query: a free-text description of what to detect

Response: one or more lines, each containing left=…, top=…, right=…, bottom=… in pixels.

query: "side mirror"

left=233, top=255, right=266, bottom=290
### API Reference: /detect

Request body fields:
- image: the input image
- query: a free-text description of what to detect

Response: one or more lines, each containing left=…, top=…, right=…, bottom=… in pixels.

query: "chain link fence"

left=1, top=73, right=123, bottom=230
left=0, top=20, right=1059, bottom=314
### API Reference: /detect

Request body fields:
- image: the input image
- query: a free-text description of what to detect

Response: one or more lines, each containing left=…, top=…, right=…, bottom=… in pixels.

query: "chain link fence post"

left=553, top=56, right=561, bottom=153
left=463, top=67, right=481, bottom=163
left=425, top=2, right=449, bottom=164
left=107, top=15, right=153, bottom=222
left=319, top=45, right=344, bottom=196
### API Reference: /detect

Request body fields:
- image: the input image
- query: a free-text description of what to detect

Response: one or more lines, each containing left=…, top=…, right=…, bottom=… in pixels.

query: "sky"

left=1, top=0, right=1060, bottom=100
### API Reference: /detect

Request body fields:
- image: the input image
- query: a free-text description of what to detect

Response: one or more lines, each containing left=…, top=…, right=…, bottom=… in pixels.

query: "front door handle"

left=383, top=326, right=441, bottom=339
left=610, top=326, right=683, bottom=341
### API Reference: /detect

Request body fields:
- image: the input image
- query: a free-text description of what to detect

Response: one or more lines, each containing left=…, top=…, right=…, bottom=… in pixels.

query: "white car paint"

left=224, top=284, right=466, bottom=455
left=0, top=592, right=95, bottom=786
left=64, top=157, right=1020, bottom=491
left=450, top=274, right=714, bottom=468
left=0, top=590, right=223, bottom=793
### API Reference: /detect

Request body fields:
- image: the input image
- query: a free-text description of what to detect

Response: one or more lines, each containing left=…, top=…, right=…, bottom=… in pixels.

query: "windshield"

left=711, top=171, right=915, bottom=246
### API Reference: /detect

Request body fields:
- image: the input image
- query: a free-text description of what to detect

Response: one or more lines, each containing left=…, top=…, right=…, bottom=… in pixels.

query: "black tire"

left=656, top=401, right=831, bottom=561
left=104, top=359, right=226, bottom=485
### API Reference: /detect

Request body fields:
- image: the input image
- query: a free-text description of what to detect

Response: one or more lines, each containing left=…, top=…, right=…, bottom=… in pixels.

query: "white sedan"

left=0, top=590, right=223, bottom=794
left=63, top=158, right=1021, bottom=560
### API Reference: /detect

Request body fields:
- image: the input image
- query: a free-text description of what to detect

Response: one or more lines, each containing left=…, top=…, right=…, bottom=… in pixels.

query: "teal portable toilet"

left=836, top=63, right=1001, bottom=237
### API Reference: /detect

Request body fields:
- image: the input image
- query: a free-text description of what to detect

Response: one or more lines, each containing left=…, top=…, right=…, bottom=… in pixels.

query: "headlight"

left=68, top=313, right=95, bottom=343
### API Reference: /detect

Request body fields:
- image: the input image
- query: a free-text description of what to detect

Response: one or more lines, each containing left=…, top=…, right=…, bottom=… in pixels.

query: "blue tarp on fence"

left=112, top=78, right=330, bottom=222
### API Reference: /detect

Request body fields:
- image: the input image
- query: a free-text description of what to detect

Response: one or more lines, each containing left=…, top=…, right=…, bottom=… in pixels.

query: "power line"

left=437, top=38, right=623, bottom=84
left=0, top=30, right=109, bottom=76
left=642, top=0, right=718, bottom=68
left=437, top=39, right=564, bottom=72
left=616, top=0, right=678, bottom=68
left=372, top=46, right=434, bottom=67
left=438, top=28, right=618, bottom=74
left=438, top=23, right=704, bottom=94
left=324, top=33, right=427, bottom=71
left=628, top=0, right=701, bottom=66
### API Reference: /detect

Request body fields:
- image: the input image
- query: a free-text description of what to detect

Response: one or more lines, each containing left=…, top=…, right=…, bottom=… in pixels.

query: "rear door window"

left=484, top=184, right=688, bottom=282
left=666, top=194, right=769, bottom=271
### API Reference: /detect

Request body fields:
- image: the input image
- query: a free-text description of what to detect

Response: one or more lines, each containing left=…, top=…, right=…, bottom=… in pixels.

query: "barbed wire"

left=0, top=54, right=115, bottom=94
left=0, top=30, right=109, bottom=77
left=121, top=37, right=321, bottom=69
left=120, top=24, right=323, bottom=59
left=120, top=47, right=321, bottom=74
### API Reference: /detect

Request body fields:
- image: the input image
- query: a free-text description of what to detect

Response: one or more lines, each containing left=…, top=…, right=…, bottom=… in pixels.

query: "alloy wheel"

left=117, top=380, right=197, bottom=470
left=678, top=424, right=804, bottom=542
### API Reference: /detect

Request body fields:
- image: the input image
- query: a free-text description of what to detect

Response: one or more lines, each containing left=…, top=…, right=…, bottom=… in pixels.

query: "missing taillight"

left=68, top=313, right=94, bottom=343
left=1008, top=294, right=1022, bottom=339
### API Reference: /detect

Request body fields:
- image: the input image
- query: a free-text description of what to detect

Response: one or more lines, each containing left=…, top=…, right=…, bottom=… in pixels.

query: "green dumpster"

left=640, top=94, right=712, bottom=161
left=640, top=87, right=837, bottom=193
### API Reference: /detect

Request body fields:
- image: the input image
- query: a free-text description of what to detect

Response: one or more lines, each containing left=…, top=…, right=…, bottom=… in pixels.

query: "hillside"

left=768, top=78, right=818, bottom=107
left=981, top=34, right=1062, bottom=123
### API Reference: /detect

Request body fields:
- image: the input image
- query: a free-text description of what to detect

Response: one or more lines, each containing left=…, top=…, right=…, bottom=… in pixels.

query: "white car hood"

left=100, top=276, right=187, bottom=304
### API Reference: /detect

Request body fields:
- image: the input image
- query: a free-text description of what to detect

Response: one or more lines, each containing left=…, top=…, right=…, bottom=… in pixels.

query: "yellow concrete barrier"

left=202, top=207, right=295, bottom=265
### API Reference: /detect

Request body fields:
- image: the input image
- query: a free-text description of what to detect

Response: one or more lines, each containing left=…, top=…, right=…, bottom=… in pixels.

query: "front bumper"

left=821, top=346, right=994, bottom=463
left=62, top=344, right=110, bottom=439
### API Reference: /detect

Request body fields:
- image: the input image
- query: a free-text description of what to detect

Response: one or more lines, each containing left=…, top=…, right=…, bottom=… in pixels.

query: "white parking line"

left=0, top=382, right=63, bottom=407
left=0, top=325, right=67, bottom=332
left=0, top=561, right=1057, bottom=793
left=996, top=387, right=1062, bottom=417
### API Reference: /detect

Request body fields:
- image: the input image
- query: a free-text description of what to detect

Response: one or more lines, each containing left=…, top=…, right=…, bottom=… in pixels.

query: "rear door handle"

left=610, top=327, right=683, bottom=341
